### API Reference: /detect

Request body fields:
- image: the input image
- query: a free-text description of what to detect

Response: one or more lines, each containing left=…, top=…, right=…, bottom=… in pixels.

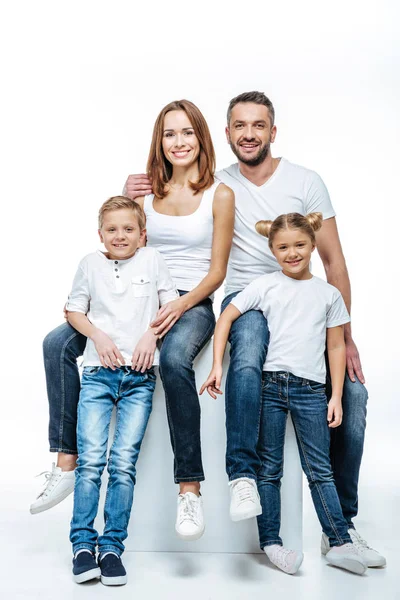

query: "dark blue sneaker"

left=98, top=552, right=127, bottom=586
left=72, top=550, right=101, bottom=583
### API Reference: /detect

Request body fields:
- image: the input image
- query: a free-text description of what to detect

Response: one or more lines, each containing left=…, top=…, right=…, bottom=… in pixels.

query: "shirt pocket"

left=132, top=275, right=151, bottom=297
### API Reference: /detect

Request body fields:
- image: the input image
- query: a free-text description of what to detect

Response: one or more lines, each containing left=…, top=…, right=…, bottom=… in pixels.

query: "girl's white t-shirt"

left=231, top=271, right=350, bottom=383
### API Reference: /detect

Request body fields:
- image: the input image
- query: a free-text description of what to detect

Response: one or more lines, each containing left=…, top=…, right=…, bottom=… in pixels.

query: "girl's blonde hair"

left=98, top=196, right=146, bottom=229
left=255, top=212, right=323, bottom=248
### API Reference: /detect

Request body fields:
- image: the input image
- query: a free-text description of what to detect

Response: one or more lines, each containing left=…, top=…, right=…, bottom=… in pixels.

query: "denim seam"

left=58, top=330, right=83, bottom=451
left=292, top=416, right=344, bottom=545
left=98, top=545, right=122, bottom=556
left=73, top=543, right=96, bottom=553
left=104, top=400, right=119, bottom=512
left=50, top=447, right=77, bottom=454
left=261, top=540, right=283, bottom=548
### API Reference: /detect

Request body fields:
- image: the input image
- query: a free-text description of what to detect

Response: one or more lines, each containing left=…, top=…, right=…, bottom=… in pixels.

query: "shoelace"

left=272, top=546, right=293, bottom=568
left=233, top=482, right=256, bottom=505
left=350, top=531, right=373, bottom=551
left=35, top=466, right=60, bottom=499
left=178, top=495, right=199, bottom=526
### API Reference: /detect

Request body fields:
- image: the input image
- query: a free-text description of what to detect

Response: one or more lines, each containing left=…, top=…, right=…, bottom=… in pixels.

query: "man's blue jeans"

left=257, top=372, right=352, bottom=548
left=221, top=291, right=368, bottom=527
left=70, top=366, right=155, bottom=556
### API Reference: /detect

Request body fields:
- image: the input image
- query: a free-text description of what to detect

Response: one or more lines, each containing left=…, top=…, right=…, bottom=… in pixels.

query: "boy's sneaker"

left=264, top=544, right=304, bottom=575
left=321, top=530, right=386, bottom=568
left=325, top=543, right=367, bottom=574
left=30, top=463, right=75, bottom=514
left=229, top=477, right=262, bottom=522
left=175, top=492, right=205, bottom=540
left=72, top=550, right=101, bottom=584
left=98, top=552, right=127, bottom=586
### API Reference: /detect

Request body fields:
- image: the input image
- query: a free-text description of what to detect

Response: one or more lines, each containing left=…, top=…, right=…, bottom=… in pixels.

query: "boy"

left=67, top=196, right=177, bottom=585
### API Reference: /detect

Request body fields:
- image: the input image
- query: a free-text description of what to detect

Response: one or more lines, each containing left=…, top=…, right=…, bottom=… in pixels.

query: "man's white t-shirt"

left=216, top=158, right=336, bottom=296
left=231, top=271, right=350, bottom=383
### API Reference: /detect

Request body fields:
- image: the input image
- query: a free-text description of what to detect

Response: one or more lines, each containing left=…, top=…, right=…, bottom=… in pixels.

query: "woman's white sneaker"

left=175, top=492, right=205, bottom=540
left=229, top=477, right=262, bottom=522
left=325, top=543, right=367, bottom=574
left=30, top=463, right=75, bottom=514
left=264, top=544, right=304, bottom=574
left=321, top=530, right=386, bottom=568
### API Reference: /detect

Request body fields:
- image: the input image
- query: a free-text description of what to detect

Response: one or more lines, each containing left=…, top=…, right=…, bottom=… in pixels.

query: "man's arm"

left=316, top=217, right=364, bottom=383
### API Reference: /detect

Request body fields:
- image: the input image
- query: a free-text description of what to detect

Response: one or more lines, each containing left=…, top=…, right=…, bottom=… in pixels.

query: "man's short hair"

left=98, top=196, right=146, bottom=229
left=227, top=91, right=275, bottom=126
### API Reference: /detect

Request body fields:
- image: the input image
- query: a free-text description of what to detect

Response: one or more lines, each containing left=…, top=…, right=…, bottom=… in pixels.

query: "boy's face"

left=98, top=209, right=146, bottom=261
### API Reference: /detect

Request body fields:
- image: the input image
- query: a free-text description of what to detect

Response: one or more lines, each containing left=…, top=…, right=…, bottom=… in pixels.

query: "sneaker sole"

left=326, top=555, right=367, bottom=575
left=175, top=525, right=205, bottom=541
left=364, top=557, right=387, bottom=568
left=230, top=505, right=262, bottom=522
left=101, top=575, right=127, bottom=586
left=74, top=567, right=101, bottom=583
left=30, top=486, right=74, bottom=514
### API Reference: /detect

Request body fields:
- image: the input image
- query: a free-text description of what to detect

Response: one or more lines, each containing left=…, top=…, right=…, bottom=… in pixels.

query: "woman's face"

left=162, top=110, right=200, bottom=168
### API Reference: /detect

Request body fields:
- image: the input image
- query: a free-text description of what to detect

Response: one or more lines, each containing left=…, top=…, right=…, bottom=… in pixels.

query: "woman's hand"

left=150, top=298, right=186, bottom=338
left=327, top=396, right=343, bottom=428
left=199, top=365, right=223, bottom=399
left=91, top=330, right=125, bottom=370
left=131, top=329, right=158, bottom=372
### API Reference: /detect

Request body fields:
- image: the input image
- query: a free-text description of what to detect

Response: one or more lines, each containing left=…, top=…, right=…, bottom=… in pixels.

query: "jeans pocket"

left=83, top=366, right=101, bottom=376
left=262, top=375, right=273, bottom=391
left=306, top=380, right=326, bottom=396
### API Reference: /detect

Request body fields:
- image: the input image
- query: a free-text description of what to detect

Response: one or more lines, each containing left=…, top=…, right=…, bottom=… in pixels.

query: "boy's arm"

left=199, top=304, right=241, bottom=398
left=326, top=325, right=346, bottom=428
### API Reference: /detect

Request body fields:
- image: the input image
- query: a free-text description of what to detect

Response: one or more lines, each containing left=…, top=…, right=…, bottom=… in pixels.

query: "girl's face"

left=162, top=110, right=200, bottom=168
left=271, top=228, right=315, bottom=279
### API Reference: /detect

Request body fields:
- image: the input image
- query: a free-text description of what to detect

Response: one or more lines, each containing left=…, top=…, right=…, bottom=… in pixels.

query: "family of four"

left=32, top=91, right=385, bottom=585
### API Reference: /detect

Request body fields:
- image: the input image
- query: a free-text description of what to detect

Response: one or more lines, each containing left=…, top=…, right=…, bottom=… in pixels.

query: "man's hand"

left=131, top=329, right=158, bottom=372
left=199, top=365, right=223, bottom=399
left=345, top=336, right=365, bottom=384
left=91, top=330, right=125, bottom=370
left=150, top=298, right=186, bottom=338
left=123, top=174, right=153, bottom=200
left=327, top=396, right=343, bottom=428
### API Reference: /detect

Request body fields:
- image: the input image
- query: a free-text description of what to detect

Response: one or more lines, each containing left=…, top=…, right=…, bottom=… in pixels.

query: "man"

left=124, top=91, right=385, bottom=567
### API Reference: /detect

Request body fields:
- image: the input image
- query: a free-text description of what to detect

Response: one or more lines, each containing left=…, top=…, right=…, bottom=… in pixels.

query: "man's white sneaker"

left=264, top=544, right=304, bottom=575
left=321, top=530, right=386, bottom=568
left=175, top=492, right=205, bottom=541
left=229, top=477, right=262, bottom=522
left=325, top=543, right=367, bottom=575
left=30, top=463, right=75, bottom=514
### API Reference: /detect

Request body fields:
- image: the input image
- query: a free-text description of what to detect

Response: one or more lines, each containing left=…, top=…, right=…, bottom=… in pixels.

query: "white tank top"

left=144, top=180, right=220, bottom=293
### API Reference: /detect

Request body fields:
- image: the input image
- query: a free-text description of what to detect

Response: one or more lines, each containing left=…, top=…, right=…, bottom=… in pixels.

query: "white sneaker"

left=264, top=544, right=304, bottom=575
left=175, top=492, right=205, bottom=541
left=348, top=529, right=387, bottom=567
left=229, top=477, right=262, bottom=522
left=325, top=543, right=367, bottom=574
left=30, top=463, right=75, bottom=514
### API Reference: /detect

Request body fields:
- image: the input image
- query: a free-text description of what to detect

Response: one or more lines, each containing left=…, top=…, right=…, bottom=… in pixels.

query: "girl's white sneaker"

left=326, top=543, right=367, bottom=574
left=30, top=463, right=75, bottom=514
left=264, top=544, right=304, bottom=574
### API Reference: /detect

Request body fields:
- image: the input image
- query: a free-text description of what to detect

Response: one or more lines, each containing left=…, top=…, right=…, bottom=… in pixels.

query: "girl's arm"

left=67, top=311, right=125, bottom=370
left=199, top=304, right=241, bottom=398
left=326, top=325, right=346, bottom=428
left=151, top=183, right=235, bottom=337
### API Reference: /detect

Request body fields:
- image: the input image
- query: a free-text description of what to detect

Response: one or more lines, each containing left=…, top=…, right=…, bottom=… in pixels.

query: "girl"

left=200, top=212, right=367, bottom=575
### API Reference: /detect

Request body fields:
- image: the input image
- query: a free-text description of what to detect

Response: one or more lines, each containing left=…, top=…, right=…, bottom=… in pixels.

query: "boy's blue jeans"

left=257, top=372, right=351, bottom=548
left=69, top=366, right=155, bottom=557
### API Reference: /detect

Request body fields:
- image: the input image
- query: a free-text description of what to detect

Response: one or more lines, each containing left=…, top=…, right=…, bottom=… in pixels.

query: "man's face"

left=226, top=102, right=276, bottom=167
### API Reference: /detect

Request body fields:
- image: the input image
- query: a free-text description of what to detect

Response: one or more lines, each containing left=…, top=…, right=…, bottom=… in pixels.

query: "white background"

left=1, top=1, right=399, bottom=598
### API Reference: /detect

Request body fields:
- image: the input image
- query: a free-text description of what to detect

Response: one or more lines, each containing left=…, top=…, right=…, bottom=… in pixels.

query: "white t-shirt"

left=144, top=180, right=220, bottom=295
left=216, top=158, right=336, bottom=296
left=231, top=271, right=350, bottom=383
left=65, top=247, right=178, bottom=367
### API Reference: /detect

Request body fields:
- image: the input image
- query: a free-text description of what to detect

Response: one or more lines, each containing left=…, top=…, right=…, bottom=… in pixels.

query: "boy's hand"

left=199, top=365, right=223, bottom=399
left=91, top=330, right=125, bottom=370
left=327, top=396, right=343, bottom=428
left=131, top=329, right=157, bottom=373
left=151, top=298, right=186, bottom=338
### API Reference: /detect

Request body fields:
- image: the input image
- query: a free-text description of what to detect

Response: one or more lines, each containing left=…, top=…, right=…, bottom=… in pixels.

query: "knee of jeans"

left=43, top=324, right=80, bottom=360
left=344, top=376, right=368, bottom=405
left=160, top=350, right=190, bottom=374
left=108, top=459, right=137, bottom=481
left=258, top=469, right=283, bottom=486
left=306, top=465, right=334, bottom=485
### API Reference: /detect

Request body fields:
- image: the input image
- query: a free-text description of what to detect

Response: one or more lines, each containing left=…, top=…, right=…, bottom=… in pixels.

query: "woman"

left=34, top=100, right=235, bottom=542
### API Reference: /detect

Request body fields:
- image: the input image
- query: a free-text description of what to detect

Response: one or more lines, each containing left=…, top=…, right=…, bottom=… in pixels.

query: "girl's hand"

left=199, top=365, right=223, bottom=399
left=150, top=298, right=186, bottom=338
left=131, top=329, right=157, bottom=373
left=91, top=330, right=125, bottom=370
left=327, top=396, right=343, bottom=428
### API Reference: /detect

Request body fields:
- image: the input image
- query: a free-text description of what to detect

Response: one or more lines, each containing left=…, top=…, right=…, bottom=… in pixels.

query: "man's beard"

left=229, top=140, right=270, bottom=167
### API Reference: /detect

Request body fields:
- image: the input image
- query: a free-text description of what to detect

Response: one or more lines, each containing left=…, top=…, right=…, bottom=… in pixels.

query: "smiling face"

left=226, top=102, right=276, bottom=166
left=271, top=228, right=315, bottom=279
left=98, top=208, right=146, bottom=261
left=162, top=110, right=200, bottom=168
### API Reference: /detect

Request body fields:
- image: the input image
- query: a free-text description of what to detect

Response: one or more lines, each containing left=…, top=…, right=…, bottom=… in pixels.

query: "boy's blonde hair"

left=98, top=196, right=146, bottom=229
left=255, top=212, right=323, bottom=248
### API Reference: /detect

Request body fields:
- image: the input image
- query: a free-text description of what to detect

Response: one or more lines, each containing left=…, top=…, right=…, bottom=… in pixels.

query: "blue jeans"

left=257, top=372, right=352, bottom=548
left=70, top=366, right=155, bottom=556
left=221, top=291, right=368, bottom=527
left=43, top=291, right=215, bottom=482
